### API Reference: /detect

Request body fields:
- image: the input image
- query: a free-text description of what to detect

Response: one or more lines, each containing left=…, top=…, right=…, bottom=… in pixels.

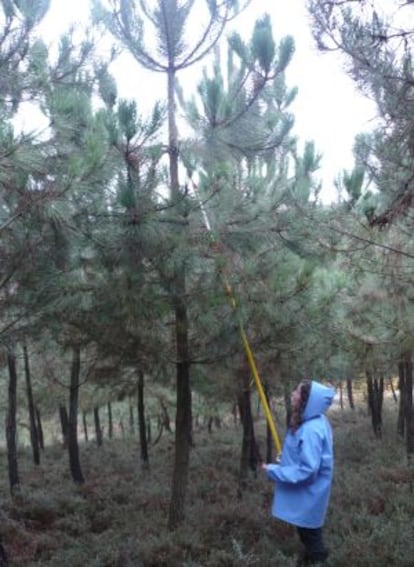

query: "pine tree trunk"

left=164, top=47, right=193, bottom=528
left=346, top=378, right=355, bottom=410
left=153, top=421, right=164, bottom=446
left=68, top=346, right=84, bottom=484
left=147, top=418, right=151, bottom=444
left=6, top=348, right=20, bottom=495
left=403, top=352, right=414, bottom=457
left=232, top=402, right=238, bottom=427
left=82, top=411, right=88, bottom=442
left=339, top=380, right=344, bottom=409
left=129, top=399, right=134, bottom=434
left=238, top=389, right=249, bottom=492
left=237, top=361, right=261, bottom=496
left=0, top=534, right=9, bottom=566
left=59, top=404, right=69, bottom=448
left=388, top=377, right=398, bottom=402
left=23, top=344, right=40, bottom=465
left=366, top=371, right=383, bottom=438
left=168, top=289, right=192, bottom=530
left=237, top=389, right=253, bottom=492
left=397, top=361, right=405, bottom=437
left=264, top=383, right=273, bottom=464
left=378, top=376, right=384, bottom=417
left=94, top=407, right=103, bottom=447
left=160, top=399, right=172, bottom=432
left=137, top=370, right=149, bottom=466
left=35, top=407, right=44, bottom=450
left=107, top=402, right=113, bottom=439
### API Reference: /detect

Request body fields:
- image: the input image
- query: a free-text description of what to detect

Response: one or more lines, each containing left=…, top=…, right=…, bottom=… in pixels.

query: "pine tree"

left=179, top=14, right=333, bottom=470
left=308, top=0, right=414, bottom=223
left=308, top=0, right=414, bottom=453
left=93, top=0, right=252, bottom=528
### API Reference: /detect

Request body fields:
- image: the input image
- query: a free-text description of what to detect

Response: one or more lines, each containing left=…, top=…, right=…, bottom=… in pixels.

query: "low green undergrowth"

left=1, top=399, right=413, bottom=566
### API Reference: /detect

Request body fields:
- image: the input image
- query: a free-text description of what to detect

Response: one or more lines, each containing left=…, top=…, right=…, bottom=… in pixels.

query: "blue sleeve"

left=266, top=427, right=322, bottom=485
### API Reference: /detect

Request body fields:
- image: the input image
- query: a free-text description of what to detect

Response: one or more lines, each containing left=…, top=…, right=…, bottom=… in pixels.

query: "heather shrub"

left=0, top=397, right=413, bottom=566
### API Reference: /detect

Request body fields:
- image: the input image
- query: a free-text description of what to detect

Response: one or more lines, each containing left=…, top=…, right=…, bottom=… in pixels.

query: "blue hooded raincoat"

left=266, top=381, right=335, bottom=529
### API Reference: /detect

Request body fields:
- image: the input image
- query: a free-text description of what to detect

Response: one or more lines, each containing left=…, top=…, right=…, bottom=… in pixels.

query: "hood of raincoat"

left=302, top=381, right=335, bottom=421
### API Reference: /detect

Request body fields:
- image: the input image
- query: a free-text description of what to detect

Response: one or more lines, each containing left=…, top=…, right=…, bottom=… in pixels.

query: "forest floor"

left=1, top=397, right=413, bottom=566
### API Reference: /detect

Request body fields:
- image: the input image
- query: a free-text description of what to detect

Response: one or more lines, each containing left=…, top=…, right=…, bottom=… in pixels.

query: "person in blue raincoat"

left=262, top=380, right=335, bottom=566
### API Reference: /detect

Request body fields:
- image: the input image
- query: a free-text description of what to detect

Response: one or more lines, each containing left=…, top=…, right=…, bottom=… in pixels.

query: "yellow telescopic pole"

left=190, top=178, right=281, bottom=455
left=223, top=281, right=282, bottom=456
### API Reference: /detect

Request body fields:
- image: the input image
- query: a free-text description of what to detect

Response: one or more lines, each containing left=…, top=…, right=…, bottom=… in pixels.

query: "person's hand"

left=261, top=463, right=268, bottom=471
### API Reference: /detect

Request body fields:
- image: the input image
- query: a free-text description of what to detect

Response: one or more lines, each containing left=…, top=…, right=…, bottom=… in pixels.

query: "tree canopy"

left=1, top=0, right=414, bottom=528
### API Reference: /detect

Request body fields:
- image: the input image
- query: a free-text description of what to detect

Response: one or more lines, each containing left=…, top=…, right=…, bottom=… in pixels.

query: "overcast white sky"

left=38, top=0, right=377, bottom=203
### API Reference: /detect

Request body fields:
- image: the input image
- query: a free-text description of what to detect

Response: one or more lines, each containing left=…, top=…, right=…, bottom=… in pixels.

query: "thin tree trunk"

left=366, top=371, right=383, bottom=438
left=35, top=407, right=44, bottom=450
left=107, top=401, right=113, bottom=439
left=168, top=281, right=192, bottom=529
left=237, top=389, right=250, bottom=493
left=237, top=361, right=261, bottom=496
left=160, top=399, right=172, bottom=433
left=120, top=420, right=125, bottom=439
left=68, top=346, right=84, bottom=484
left=153, top=422, right=164, bottom=446
left=339, top=380, right=344, bottom=409
left=168, top=287, right=192, bottom=529
left=0, top=534, right=9, bottom=566
left=129, top=399, right=135, bottom=434
left=163, top=44, right=193, bottom=528
left=377, top=376, right=384, bottom=417
left=264, top=383, right=273, bottom=464
left=82, top=411, right=88, bottom=442
left=23, top=343, right=40, bottom=465
left=388, top=377, right=398, bottom=402
left=94, top=407, right=103, bottom=447
left=194, top=411, right=199, bottom=429
left=147, top=417, right=151, bottom=444
left=404, top=353, right=414, bottom=457
left=6, top=348, right=20, bottom=495
left=346, top=378, right=355, bottom=410
left=137, top=370, right=149, bottom=467
left=397, top=361, right=406, bottom=438
left=59, top=405, right=69, bottom=448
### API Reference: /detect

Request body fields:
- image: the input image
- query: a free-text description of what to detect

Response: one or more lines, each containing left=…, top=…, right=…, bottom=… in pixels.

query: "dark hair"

left=289, top=380, right=312, bottom=432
